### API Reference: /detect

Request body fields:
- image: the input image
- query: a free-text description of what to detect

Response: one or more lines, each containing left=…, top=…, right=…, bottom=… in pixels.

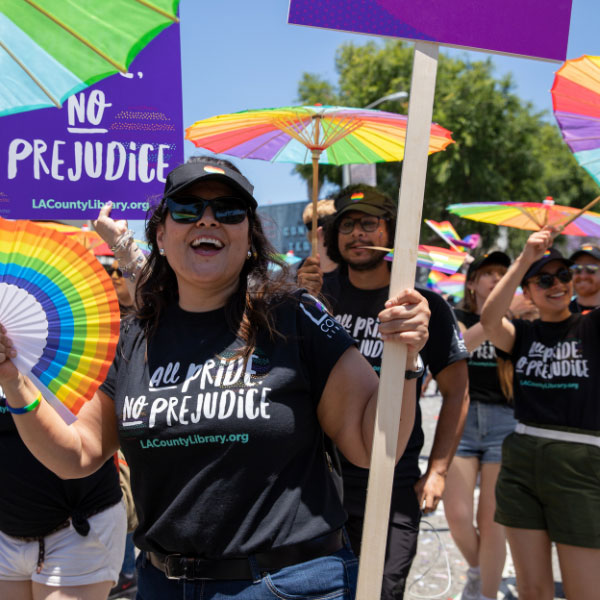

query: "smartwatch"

left=405, top=354, right=425, bottom=380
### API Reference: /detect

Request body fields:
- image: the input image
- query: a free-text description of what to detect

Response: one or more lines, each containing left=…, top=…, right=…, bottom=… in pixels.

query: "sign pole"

left=356, top=40, right=440, bottom=600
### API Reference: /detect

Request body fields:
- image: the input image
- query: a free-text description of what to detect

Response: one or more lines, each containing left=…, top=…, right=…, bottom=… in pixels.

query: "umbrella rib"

left=272, top=116, right=314, bottom=148
left=0, top=40, right=61, bottom=108
left=514, top=206, right=543, bottom=229
left=133, top=0, right=179, bottom=21
left=24, top=0, right=128, bottom=73
left=236, top=129, right=290, bottom=160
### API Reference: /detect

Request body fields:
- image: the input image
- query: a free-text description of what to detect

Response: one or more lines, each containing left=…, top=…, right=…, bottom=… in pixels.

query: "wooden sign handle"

left=355, top=41, right=440, bottom=600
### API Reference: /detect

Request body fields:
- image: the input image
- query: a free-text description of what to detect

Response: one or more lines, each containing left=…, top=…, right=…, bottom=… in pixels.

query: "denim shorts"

left=456, top=401, right=516, bottom=463
left=136, top=534, right=358, bottom=600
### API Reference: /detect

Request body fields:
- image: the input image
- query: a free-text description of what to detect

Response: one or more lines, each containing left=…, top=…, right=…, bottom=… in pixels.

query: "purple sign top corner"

left=0, top=24, right=183, bottom=220
left=288, top=0, right=573, bottom=62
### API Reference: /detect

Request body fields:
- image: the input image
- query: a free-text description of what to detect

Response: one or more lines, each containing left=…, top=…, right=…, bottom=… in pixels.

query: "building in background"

left=258, top=200, right=310, bottom=259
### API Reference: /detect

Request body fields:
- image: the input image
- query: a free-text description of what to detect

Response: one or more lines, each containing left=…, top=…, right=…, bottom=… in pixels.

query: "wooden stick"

left=355, top=40, right=440, bottom=600
left=556, top=195, right=600, bottom=233
left=311, top=116, right=321, bottom=257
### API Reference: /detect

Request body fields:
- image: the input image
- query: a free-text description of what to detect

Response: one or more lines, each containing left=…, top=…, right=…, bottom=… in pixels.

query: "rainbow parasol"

left=447, top=198, right=600, bottom=236
left=424, top=219, right=481, bottom=250
left=378, top=244, right=467, bottom=274
left=186, top=105, right=454, bottom=254
left=0, top=218, right=120, bottom=423
left=551, top=55, right=600, bottom=188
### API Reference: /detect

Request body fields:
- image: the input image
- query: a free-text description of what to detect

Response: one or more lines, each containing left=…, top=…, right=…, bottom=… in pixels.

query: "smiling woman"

left=0, top=157, right=430, bottom=599
left=480, top=227, right=600, bottom=600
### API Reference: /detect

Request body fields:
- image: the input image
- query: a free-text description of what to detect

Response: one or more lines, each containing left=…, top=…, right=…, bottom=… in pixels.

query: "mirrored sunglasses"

left=570, top=264, right=600, bottom=275
left=166, top=196, right=248, bottom=225
left=532, top=268, right=572, bottom=289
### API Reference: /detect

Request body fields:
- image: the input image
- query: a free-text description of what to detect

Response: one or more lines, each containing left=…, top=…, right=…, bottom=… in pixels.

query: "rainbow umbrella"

left=186, top=105, right=454, bottom=253
left=0, top=1, right=179, bottom=117
left=447, top=197, right=600, bottom=236
left=0, top=218, right=120, bottom=423
left=551, top=55, right=600, bottom=188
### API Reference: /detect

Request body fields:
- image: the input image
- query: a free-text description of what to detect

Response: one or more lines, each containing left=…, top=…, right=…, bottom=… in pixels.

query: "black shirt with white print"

left=0, top=387, right=121, bottom=538
left=510, top=311, right=600, bottom=432
left=454, top=309, right=508, bottom=405
left=100, top=294, right=356, bottom=557
left=321, top=267, right=469, bottom=491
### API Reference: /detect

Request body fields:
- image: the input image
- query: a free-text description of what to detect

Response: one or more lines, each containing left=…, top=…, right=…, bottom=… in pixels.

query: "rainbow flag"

left=385, top=245, right=468, bottom=274
left=425, top=219, right=481, bottom=250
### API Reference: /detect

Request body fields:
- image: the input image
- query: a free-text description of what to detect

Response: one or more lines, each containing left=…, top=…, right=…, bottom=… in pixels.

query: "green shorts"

left=495, top=431, right=600, bottom=548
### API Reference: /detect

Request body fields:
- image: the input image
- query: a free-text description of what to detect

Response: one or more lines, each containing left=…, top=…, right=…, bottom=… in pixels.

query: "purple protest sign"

left=0, top=24, right=183, bottom=220
left=288, top=0, right=573, bottom=62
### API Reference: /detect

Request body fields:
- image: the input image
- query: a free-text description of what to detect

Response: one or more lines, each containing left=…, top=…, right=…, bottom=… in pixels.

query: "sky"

left=176, top=0, right=599, bottom=208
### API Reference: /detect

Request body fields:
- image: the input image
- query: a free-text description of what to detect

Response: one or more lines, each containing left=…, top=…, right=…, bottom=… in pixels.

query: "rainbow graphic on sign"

left=0, top=218, right=120, bottom=422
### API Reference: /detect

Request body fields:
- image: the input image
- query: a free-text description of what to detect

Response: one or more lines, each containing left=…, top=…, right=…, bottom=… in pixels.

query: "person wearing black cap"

left=0, top=160, right=431, bottom=599
left=443, top=250, right=516, bottom=600
left=299, top=183, right=469, bottom=600
left=568, top=244, right=600, bottom=314
left=481, top=227, right=600, bottom=600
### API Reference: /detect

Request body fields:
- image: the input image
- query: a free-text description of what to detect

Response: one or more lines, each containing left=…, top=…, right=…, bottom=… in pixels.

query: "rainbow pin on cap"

left=569, top=243, right=600, bottom=263
left=163, top=162, right=258, bottom=209
left=335, top=186, right=397, bottom=219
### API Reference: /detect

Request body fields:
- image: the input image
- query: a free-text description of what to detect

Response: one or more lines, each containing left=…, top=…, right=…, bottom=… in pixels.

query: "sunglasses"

left=166, top=196, right=248, bottom=225
left=337, top=216, right=382, bottom=234
left=104, top=266, right=123, bottom=278
left=570, top=264, right=600, bottom=275
left=530, top=268, right=572, bottom=289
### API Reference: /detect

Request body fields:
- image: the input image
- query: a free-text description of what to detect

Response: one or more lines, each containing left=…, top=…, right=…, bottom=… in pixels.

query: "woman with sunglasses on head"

left=0, top=157, right=430, bottom=600
left=480, top=227, right=600, bottom=600
left=443, top=251, right=516, bottom=600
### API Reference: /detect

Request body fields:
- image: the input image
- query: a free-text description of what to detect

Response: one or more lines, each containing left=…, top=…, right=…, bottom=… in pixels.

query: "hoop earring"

left=159, top=248, right=166, bottom=256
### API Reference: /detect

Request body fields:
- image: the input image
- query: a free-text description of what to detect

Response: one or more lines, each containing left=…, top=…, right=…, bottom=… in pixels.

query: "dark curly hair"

left=324, top=184, right=397, bottom=265
left=135, top=157, right=295, bottom=359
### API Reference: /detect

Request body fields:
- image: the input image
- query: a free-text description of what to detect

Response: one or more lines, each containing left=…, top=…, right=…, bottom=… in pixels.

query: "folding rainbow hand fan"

left=0, top=218, right=120, bottom=423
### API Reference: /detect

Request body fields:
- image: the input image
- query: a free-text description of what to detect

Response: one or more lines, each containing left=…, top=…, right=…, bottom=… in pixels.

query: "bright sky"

left=177, top=0, right=598, bottom=208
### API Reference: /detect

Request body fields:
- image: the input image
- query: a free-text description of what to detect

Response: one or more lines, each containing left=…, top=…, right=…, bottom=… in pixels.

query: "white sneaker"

left=460, top=568, right=481, bottom=600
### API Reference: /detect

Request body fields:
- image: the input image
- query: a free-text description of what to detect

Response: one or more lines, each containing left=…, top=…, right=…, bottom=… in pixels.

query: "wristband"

left=5, top=393, right=42, bottom=414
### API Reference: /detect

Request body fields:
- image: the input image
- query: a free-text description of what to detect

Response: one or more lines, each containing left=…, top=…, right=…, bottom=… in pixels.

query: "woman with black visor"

left=0, top=158, right=430, bottom=600
left=480, top=227, right=600, bottom=600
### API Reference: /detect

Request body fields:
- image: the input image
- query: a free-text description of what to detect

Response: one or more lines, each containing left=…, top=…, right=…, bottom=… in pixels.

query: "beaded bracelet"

left=6, top=393, right=42, bottom=415
left=122, top=252, right=146, bottom=281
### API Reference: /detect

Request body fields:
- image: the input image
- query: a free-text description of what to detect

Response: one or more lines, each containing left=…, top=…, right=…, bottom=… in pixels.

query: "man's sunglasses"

left=166, top=196, right=248, bottom=225
left=104, top=266, right=123, bottom=278
left=530, top=268, right=572, bottom=289
left=570, top=264, right=600, bottom=275
left=337, top=216, right=382, bottom=234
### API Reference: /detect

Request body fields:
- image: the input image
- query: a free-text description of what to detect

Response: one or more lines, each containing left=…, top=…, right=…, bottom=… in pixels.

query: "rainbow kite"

left=424, top=219, right=481, bottom=250
left=0, top=219, right=120, bottom=422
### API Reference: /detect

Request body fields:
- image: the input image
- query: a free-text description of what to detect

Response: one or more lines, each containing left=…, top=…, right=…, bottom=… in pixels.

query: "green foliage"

left=295, top=40, right=597, bottom=257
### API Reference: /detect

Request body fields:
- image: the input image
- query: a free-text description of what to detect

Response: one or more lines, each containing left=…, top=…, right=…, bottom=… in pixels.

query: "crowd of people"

left=0, top=158, right=598, bottom=600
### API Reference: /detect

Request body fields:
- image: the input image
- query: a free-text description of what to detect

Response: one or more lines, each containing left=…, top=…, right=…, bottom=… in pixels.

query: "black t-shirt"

left=0, top=389, right=121, bottom=538
left=99, top=294, right=355, bottom=557
left=569, top=297, right=599, bottom=314
left=321, top=268, right=469, bottom=492
left=510, top=311, right=600, bottom=432
left=454, top=308, right=507, bottom=405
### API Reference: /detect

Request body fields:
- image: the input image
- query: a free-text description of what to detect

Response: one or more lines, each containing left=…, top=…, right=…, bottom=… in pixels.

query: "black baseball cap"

left=466, top=251, right=511, bottom=279
left=521, top=248, right=572, bottom=286
left=163, top=162, right=258, bottom=210
left=334, top=186, right=397, bottom=219
left=569, top=243, right=600, bottom=263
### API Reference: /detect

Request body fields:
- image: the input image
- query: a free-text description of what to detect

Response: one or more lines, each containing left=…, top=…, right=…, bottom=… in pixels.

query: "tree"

left=295, top=40, right=598, bottom=256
